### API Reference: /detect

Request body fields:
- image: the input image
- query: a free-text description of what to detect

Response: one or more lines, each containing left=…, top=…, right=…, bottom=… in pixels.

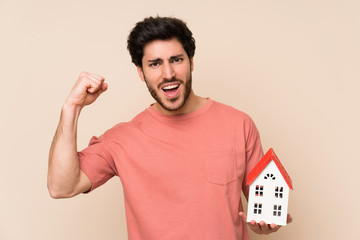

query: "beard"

left=144, top=73, right=192, bottom=112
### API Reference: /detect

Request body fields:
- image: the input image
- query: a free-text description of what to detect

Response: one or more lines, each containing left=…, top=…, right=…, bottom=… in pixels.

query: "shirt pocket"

left=206, top=149, right=237, bottom=185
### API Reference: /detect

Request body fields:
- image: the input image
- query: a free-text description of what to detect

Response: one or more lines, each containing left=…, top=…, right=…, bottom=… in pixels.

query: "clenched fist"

left=65, top=72, right=108, bottom=110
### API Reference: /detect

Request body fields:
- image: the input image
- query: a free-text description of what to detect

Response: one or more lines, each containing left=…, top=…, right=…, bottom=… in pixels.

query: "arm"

left=47, top=72, right=108, bottom=199
left=239, top=118, right=293, bottom=234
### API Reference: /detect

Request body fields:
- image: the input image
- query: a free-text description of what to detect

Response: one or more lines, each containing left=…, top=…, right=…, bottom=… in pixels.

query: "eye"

left=171, top=58, right=183, bottom=63
left=149, top=62, right=160, bottom=67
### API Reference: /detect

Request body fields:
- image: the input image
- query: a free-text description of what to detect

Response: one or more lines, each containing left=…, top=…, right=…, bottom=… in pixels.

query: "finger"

left=87, top=74, right=105, bottom=84
left=97, top=82, right=108, bottom=94
left=249, top=220, right=257, bottom=226
left=89, top=82, right=108, bottom=95
left=86, top=77, right=106, bottom=94
left=78, top=72, right=105, bottom=89
left=86, top=82, right=102, bottom=93
left=87, top=83, right=108, bottom=101
left=287, top=213, right=293, bottom=224
left=80, top=71, right=104, bottom=82
left=248, top=221, right=263, bottom=233
left=270, top=223, right=281, bottom=232
left=87, top=72, right=105, bottom=81
left=98, top=82, right=108, bottom=94
left=259, top=221, right=269, bottom=231
left=102, top=82, right=108, bottom=91
left=86, top=77, right=103, bottom=90
left=269, top=223, right=277, bottom=229
left=96, top=81, right=108, bottom=94
left=239, top=212, right=247, bottom=222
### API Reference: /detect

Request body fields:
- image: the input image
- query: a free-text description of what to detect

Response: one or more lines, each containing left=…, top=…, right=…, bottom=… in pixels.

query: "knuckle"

left=79, top=71, right=88, bottom=78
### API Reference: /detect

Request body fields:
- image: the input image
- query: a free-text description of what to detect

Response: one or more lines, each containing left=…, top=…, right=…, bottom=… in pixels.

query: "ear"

left=137, top=66, right=145, bottom=82
left=190, top=57, right=194, bottom=72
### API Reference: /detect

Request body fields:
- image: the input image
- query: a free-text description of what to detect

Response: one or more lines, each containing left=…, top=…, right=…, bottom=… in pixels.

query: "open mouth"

left=161, top=84, right=180, bottom=98
left=162, top=84, right=180, bottom=92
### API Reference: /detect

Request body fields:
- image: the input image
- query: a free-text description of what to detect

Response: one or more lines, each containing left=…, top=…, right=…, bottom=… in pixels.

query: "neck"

left=152, top=91, right=207, bottom=115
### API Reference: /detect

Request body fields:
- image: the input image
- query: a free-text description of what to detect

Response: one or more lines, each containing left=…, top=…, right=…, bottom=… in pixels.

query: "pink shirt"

left=79, top=99, right=263, bottom=240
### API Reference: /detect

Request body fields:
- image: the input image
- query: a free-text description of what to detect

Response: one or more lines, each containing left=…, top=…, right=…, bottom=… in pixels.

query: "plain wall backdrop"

left=1, top=0, right=359, bottom=239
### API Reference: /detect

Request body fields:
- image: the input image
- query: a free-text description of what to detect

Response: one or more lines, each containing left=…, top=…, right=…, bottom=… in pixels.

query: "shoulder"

left=209, top=100, right=260, bottom=137
left=101, top=108, right=150, bottom=139
left=98, top=122, right=132, bottom=141
left=210, top=100, right=254, bottom=122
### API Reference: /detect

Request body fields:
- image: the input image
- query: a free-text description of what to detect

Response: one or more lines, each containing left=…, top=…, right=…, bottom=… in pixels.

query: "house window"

left=255, top=185, right=263, bottom=196
left=273, top=205, right=282, bottom=216
left=264, top=173, right=276, bottom=180
left=275, top=186, right=283, bottom=198
left=254, top=203, right=262, bottom=214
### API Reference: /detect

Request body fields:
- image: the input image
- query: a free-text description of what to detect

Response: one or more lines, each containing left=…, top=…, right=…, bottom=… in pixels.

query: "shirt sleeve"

left=78, top=135, right=117, bottom=193
left=242, top=116, right=264, bottom=198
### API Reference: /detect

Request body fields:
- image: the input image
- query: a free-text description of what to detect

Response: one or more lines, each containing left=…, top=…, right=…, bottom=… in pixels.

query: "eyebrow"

left=147, top=54, right=185, bottom=63
left=148, top=58, right=162, bottom=63
left=169, top=54, right=184, bottom=61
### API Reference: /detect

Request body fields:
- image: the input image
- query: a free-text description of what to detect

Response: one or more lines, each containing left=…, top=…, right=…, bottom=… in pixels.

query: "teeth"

left=162, top=84, right=179, bottom=90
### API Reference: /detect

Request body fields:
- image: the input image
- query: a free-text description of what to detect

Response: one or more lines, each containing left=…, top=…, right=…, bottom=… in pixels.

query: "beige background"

left=1, top=0, right=359, bottom=239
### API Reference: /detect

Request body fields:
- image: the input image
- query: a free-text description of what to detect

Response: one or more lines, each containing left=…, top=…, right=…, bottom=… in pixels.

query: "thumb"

left=89, top=82, right=108, bottom=100
left=239, top=212, right=247, bottom=222
left=100, top=82, right=108, bottom=93
left=96, top=82, right=108, bottom=94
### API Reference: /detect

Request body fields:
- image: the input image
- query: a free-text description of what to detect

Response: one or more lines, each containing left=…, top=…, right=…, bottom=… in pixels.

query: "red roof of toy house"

left=246, top=148, right=293, bottom=190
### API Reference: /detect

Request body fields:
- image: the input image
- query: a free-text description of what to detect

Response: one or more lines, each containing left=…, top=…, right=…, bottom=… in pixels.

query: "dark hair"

left=127, top=16, right=196, bottom=67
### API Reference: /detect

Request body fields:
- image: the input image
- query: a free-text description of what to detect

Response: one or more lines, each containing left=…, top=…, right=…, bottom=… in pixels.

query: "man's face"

left=137, top=38, right=194, bottom=114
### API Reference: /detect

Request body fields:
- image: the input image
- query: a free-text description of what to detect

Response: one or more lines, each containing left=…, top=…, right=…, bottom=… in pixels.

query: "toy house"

left=246, top=148, right=293, bottom=226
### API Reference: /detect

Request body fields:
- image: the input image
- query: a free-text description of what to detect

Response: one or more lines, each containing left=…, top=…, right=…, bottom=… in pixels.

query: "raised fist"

left=65, top=72, right=108, bottom=109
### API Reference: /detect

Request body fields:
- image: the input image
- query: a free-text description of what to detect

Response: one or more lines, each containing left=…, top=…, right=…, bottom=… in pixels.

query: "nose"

left=162, top=62, right=176, bottom=80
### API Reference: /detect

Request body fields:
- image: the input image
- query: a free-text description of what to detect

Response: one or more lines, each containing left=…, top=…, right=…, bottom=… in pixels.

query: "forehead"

left=142, top=38, right=186, bottom=60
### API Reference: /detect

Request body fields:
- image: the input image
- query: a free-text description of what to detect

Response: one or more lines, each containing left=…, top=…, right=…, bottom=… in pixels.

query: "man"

left=48, top=16, right=291, bottom=239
